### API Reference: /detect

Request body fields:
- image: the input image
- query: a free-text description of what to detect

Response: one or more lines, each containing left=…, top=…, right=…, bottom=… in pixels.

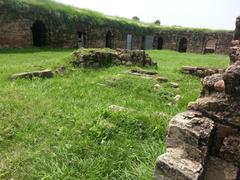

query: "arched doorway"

left=77, top=32, right=86, bottom=48
left=141, top=36, right=146, bottom=50
left=106, top=31, right=113, bottom=48
left=204, top=39, right=217, bottom=54
left=178, top=37, right=187, bottom=52
left=31, top=20, right=46, bottom=47
left=157, top=37, right=163, bottom=50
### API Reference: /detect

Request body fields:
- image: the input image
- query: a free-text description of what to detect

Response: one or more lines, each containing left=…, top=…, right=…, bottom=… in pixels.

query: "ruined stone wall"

left=154, top=17, right=240, bottom=180
left=0, top=0, right=233, bottom=54
left=153, top=30, right=233, bottom=54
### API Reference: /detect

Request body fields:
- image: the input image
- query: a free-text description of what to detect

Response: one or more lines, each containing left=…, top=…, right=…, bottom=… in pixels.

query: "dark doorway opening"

left=77, top=32, right=86, bottom=48
left=31, top=20, right=46, bottom=47
left=106, top=31, right=113, bottom=48
left=178, top=37, right=187, bottom=52
left=157, top=37, right=163, bottom=49
left=141, top=36, right=146, bottom=50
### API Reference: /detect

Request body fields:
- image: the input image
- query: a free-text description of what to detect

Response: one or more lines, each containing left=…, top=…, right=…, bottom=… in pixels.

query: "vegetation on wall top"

left=3, top=0, right=232, bottom=33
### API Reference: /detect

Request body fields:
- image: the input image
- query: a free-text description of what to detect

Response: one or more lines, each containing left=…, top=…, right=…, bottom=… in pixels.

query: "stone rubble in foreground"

left=154, top=16, right=240, bottom=180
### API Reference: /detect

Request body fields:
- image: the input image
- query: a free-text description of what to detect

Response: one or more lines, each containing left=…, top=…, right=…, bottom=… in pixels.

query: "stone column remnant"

left=154, top=17, right=240, bottom=180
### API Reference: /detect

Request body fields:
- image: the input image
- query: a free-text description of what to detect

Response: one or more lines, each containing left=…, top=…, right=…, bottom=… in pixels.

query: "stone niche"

left=154, top=17, right=240, bottom=180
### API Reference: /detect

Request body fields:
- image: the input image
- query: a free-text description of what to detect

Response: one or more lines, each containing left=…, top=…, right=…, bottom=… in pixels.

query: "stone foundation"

left=70, top=48, right=157, bottom=68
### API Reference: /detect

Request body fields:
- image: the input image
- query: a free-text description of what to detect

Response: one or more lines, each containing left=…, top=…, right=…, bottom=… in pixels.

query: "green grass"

left=4, top=0, right=231, bottom=33
left=0, top=49, right=228, bottom=179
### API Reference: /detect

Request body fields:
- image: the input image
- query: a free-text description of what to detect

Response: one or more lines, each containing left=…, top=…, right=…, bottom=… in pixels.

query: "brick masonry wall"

left=0, top=1, right=233, bottom=54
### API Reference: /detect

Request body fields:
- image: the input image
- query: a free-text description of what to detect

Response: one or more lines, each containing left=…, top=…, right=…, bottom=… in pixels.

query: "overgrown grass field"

left=0, top=49, right=228, bottom=179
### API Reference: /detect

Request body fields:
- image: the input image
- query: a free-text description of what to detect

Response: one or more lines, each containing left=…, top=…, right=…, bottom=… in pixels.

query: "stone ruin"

left=180, top=66, right=225, bottom=78
left=154, top=17, right=240, bottom=180
left=71, top=48, right=157, bottom=68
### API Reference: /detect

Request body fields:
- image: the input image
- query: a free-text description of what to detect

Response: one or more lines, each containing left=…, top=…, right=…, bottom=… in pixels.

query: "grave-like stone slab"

left=181, top=66, right=225, bottom=78
left=11, top=69, right=53, bottom=80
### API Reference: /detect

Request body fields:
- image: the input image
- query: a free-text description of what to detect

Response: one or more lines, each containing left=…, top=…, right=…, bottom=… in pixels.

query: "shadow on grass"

left=0, top=47, right=75, bottom=54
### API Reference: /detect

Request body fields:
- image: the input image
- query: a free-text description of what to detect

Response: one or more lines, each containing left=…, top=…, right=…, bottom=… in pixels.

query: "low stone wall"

left=71, top=48, right=157, bottom=68
left=154, top=17, right=240, bottom=180
left=180, top=66, right=225, bottom=78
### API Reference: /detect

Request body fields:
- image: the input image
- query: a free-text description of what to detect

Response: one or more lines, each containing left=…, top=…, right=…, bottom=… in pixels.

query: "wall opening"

left=126, top=34, right=132, bottom=50
left=204, top=39, right=217, bottom=54
left=178, top=37, right=187, bottom=52
left=31, top=20, right=46, bottom=47
left=106, top=31, right=113, bottom=48
left=157, top=37, right=163, bottom=49
left=141, top=36, right=146, bottom=50
left=77, top=32, right=86, bottom=48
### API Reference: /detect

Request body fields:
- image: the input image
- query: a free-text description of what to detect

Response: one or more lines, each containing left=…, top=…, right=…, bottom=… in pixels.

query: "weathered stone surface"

left=117, top=49, right=157, bottom=66
left=188, top=94, right=240, bottom=128
left=229, top=45, right=240, bottom=64
left=219, top=135, right=240, bottom=167
left=154, top=148, right=204, bottom=180
left=204, top=156, right=239, bottom=180
left=201, top=74, right=224, bottom=96
left=166, top=111, right=215, bottom=163
left=214, top=80, right=225, bottom=92
left=71, top=49, right=118, bottom=67
left=154, top=84, right=161, bottom=90
left=108, top=105, right=128, bottom=112
left=233, top=16, right=240, bottom=40
left=156, top=77, right=169, bottom=83
left=129, top=69, right=158, bottom=76
left=174, top=95, right=181, bottom=102
left=211, top=123, right=238, bottom=154
left=55, top=65, right=66, bottom=75
left=181, top=66, right=225, bottom=78
left=223, top=61, right=240, bottom=96
left=11, top=69, right=53, bottom=80
left=170, top=82, right=179, bottom=88
left=71, top=49, right=157, bottom=68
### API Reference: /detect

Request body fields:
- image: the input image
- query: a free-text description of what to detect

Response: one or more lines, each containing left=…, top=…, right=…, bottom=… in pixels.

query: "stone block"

left=211, top=123, right=238, bottom=154
left=11, top=69, right=53, bottom=80
left=188, top=94, right=240, bottom=128
left=219, top=135, right=240, bottom=167
left=181, top=66, right=224, bottom=78
left=223, top=61, right=240, bottom=96
left=166, top=111, right=215, bottom=163
left=201, top=74, right=224, bottom=96
left=204, top=156, right=239, bottom=180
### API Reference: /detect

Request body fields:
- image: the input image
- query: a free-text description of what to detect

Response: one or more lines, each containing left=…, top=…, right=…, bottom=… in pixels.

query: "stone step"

left=154, top=148, right=204, bottom=180
left=166, top=111, right=215, bottom=163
